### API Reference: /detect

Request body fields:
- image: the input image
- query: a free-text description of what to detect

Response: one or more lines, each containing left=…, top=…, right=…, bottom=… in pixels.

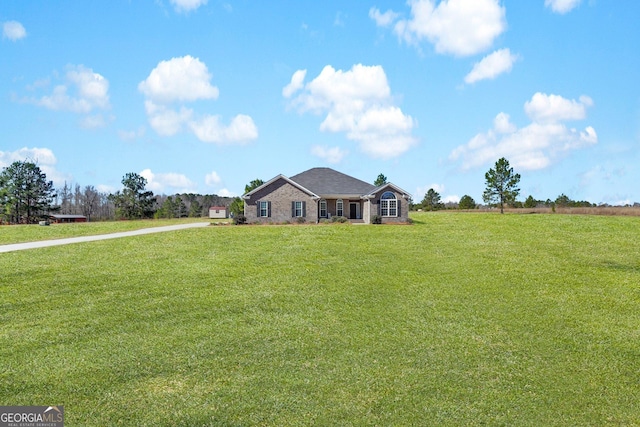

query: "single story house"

left=48, top=214, right=88, bottom=223
left=243, top=167, right=410, bottom=224
left=209, top=206, right=229, bottom=219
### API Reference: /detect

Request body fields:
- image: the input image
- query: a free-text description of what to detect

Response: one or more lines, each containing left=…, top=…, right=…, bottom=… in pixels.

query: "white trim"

left=380, top=191, right=398, bottom=217
left=349, top=202, right=360, bottom=219
left=243, top=174, right=320, bottom=200
left=319, top=199, right=327, bottom=218
left=259, top=201, right=270, bottom=217
left=365, top=182, right=411, bottom=199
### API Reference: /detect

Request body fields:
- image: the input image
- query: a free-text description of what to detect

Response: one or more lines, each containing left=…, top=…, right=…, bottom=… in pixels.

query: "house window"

left=380, top=192, right=397, bottom=217
left=336, top=199, right=343, bottom=217
left=292, top=201, right=306, bottom=217
left=319, top=200, right=327, bottom=218
left=258, top=201, right=270, bottom=217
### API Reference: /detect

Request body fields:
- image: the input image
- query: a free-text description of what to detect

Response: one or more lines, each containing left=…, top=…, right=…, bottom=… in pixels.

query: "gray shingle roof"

left=289, top=167, right=376, bottom=196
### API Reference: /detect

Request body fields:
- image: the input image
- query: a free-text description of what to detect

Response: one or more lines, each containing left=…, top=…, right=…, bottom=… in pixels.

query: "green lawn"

left=0, top=217, right=210, bottom=245
left=1, top=213, right=639, bottom=426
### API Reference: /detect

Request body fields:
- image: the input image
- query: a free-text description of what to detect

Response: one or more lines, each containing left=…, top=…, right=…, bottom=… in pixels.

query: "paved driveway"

left=0, top=222, right=210, bottom=253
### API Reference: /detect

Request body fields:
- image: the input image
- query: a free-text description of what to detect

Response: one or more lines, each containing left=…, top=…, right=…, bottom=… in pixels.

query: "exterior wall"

left=244, top=178, right=318, bottom=223
left=209, top=207, right=228, bottom=218
left=363, top=199, right=372, bottom=224
left=366, top=188, right=409, bottom=224
left=317, top=199, right=361, bottom=220
left=50, top=216, right=87, bottom=223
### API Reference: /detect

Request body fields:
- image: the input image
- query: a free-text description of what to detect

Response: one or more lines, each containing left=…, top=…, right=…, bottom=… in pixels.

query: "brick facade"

left=243, top=169, right=410, bottom=224
left=244, top=178, right=318, bottom=223
left=366, top=188, right=409, bottom=223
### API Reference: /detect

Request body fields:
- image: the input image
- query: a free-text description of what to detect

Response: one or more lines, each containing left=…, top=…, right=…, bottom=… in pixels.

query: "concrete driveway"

left=0, top=222, right=210, bottom=253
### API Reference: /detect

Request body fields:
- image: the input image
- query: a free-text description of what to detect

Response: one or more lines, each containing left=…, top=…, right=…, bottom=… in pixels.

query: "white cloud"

left=369, top=7, right=399, bottom=27
left=189, top=114, right=258, bottom=144
left=443, top=194, right=460, bottom=204
left=118, top=126, right=146, bottom=141
left=170, top=0, right=208, bottom=13
left=140, top=168, right=196, bottom=194
left=414, top=184, right=445, bottom=202
left=96, top=184, right=116, bottom=194
left=392, top=0, right=506, bottom=57
left=285, top=64, right=417, bottom=159
left=524, top=92, right=593, bottom=123
left=29, top=65, right=110, bottom=114
left=79, top=114, right=108, bottom=129
left=431, top=183, right=445, bottom=193
left=413, top=184, right=452, bottom=203
left=449, top=93, right=597, bottom=171
left=204, top=172, right=235, bottom=196
left=545, top=0, right=581, bottom=14
left=67, top=66, right=110, bottom=109
left=282, top=69, right=307, bottom=98
left=0, top=147, right=56, bottom=169
left=493, top=112, right=517, bottom=134
left=139, top=56, right=218, bottom=103
left=3, top=21, right=27, bottom=41
left=311, top=145, right=348, bottom=164
left=0, top=147, right=70, bottom=186
left=205, top=171, right=222, bottom=186
left=464, top=48, right=518, bottom=84
left=140, top=56, right=257, bottom=145
left=144, top=101, right=193, bottom=136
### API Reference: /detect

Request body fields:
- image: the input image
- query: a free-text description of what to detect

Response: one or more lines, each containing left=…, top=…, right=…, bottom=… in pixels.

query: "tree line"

left=408, top=158, right=620, bottom=212
left=0, top=161, right=233, bottom=224
left=2, top=158, right=633, bottom=224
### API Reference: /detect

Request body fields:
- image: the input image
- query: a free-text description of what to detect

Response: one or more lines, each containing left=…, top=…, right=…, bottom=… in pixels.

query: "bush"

left=233, top=214, right=247, bottom=225
left=372, top=215, right=382, bottom=224
left=296, top=217, right=306, bottom=224
left=331, top=216, right=348, bottom=223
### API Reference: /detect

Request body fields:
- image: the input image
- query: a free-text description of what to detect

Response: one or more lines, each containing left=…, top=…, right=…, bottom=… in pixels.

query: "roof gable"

left=289, top=167, right=376, bottom=196
left=366, top=182, right=412, bottom=199
left=243, top=174, right=319, bottom=199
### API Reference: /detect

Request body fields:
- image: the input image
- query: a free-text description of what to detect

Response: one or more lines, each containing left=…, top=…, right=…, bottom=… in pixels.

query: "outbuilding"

left=208, top=206, right=228, bottom=219
left=49, top=214, right=88, bottom=223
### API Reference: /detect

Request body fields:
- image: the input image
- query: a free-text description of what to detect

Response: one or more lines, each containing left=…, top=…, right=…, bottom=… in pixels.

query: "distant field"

left=485, top=206, right=640, bottom=216
left=1, top=213, right=639, bottom=426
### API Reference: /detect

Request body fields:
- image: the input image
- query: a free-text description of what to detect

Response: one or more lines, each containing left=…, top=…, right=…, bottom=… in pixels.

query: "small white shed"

left=209, top=206, right=228, bottom=219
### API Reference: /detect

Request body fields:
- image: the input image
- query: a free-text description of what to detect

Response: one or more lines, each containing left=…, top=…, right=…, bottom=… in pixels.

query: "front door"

left=349, top=203, right=358, bottom=219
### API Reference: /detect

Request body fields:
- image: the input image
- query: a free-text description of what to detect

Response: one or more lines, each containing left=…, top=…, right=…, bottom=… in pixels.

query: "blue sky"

left=2, top=0, right=639, bottom=205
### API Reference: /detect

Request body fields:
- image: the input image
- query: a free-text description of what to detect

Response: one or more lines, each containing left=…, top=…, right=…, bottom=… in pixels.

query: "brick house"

left=243, top=167, right=410, bottom=224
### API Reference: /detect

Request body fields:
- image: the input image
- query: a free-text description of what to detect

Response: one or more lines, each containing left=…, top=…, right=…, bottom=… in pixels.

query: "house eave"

left=366, top=183, right=412, bottom=199
left=242, top=174, right=321, bottom=200
left=319, top=194, right=365, bottom=200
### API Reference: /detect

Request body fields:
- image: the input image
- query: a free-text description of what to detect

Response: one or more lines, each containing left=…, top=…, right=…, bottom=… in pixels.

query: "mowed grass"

left=0, top=217, right=210, bottom=245
left=1, top=213, right=639, bottom=426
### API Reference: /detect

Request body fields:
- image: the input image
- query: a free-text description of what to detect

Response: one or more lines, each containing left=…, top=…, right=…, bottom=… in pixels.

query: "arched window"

left=380, top=191, right=397, bottom=217
left=336, top=199, right=343, bottom=217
